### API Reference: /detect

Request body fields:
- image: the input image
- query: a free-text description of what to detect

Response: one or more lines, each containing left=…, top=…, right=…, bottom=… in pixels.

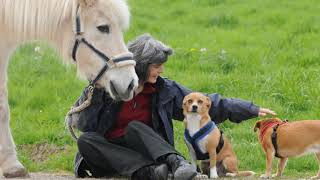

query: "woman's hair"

left=127, top=33, right=173, bottom=83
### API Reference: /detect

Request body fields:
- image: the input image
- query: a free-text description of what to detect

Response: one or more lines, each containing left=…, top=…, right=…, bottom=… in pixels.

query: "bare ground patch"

left=17, top=143, right=67, bottom=162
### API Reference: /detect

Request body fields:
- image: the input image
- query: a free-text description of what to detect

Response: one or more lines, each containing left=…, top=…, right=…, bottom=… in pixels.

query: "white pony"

left=0, top=0, right=138, bottom=177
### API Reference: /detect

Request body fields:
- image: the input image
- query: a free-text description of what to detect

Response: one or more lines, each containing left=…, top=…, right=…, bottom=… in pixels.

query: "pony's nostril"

left=110, top=81, right=118, bottom=97
left=127, top=79, right=134, bottom=92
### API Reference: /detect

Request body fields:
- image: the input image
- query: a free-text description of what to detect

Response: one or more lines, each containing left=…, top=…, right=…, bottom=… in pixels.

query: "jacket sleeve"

left=208, top=93, right=260, bottom=124
left=75, top=88, right=105, bottom=132
left=169, top=80, right=259, bottom=123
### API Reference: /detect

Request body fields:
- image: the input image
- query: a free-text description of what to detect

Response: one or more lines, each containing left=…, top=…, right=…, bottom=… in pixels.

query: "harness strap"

left=76, top=16, right=82, bottom=35
left=89, top=65, right=108, bottom=86
left=112, top=55, right=136, bottom=63
left=185, top=122, right=214, bottom=160
left=272, top=124, right=282, bottom=158
left=72, top=13, right=111, bottom=63
left=191, top=121, right=215, bottom=141
left=184, top=121, right=225, bottom=160
left=81, top=38, right=111, bottom=62
left=72, top=39, right=80, bottom=61
left=72, top=38, right=111, bottom=62
left=216, top=130, right=224, bottom=154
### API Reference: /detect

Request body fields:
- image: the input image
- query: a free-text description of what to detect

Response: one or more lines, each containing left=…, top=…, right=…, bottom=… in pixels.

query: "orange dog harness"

left=259, top=120, right=288, bottom=158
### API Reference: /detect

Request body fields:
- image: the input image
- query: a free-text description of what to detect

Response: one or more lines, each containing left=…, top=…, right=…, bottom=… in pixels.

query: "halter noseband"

left=72, top=10, right=135, bottom=86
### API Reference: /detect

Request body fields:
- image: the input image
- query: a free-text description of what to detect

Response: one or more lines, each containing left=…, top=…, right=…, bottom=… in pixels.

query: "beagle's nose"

left=192, top=105, right=198, bottom=112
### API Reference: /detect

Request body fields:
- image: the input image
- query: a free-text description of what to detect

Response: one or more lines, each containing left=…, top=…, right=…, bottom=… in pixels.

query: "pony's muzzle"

left=127, top=79, right=135, bottom=93
left=110, top=79, right=136, bottom=101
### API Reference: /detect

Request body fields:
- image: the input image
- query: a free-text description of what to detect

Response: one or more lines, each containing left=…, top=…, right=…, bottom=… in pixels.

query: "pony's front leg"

left=0, top=54, right=28, bottom=178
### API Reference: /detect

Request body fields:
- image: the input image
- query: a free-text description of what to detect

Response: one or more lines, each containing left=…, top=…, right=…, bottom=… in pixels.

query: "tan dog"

left=182, top=92, right=255, bottom=178
left=254, top=118, right=320, bottom=179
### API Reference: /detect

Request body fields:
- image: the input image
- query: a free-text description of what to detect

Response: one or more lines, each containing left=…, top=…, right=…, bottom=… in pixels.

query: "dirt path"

left=0, top=171, right=126, bottom=180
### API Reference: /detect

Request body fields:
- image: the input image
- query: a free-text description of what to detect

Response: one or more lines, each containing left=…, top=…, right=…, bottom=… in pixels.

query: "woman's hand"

left=258, top=108, right=276, bottom=117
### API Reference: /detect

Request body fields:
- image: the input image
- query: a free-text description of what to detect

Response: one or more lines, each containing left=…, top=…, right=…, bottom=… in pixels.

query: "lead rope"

left=65, top=85, right=94, bottom=141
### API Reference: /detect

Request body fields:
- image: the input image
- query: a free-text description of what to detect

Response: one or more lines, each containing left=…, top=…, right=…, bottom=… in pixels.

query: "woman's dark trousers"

left=77, top=121, right=178, bottom=177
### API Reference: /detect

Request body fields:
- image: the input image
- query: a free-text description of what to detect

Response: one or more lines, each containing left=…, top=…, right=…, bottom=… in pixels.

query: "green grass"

left=7, top=0, right=320, bottom=178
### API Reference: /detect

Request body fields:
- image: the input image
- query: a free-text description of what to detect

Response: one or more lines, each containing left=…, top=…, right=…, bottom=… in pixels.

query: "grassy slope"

left=8, top=0, right=320, bottom=177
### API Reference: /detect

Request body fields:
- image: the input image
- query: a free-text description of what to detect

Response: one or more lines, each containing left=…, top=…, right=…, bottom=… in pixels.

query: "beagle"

left=183, top=92, right=255, bottom=178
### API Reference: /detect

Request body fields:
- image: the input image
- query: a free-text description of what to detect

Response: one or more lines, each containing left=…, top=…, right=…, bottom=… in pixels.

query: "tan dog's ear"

left=254, top=120, right=261, bottom=132
left=183, top=96, right=188, bottom=106
left=206, top=96, right=211, bottom=109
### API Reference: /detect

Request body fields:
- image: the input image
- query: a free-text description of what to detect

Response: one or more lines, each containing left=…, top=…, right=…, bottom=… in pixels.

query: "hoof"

left=3, top=166, right=29, bottom=178
left=272, top=173, right=281, bottom=178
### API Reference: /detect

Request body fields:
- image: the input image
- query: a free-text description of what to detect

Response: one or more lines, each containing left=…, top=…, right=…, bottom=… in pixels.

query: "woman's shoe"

left=131, top=163, right=168, bottom=180
left=165, top=154, right=197, bottom=180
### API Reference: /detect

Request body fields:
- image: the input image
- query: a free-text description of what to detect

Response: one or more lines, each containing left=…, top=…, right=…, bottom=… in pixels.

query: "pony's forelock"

left=100, top=0, right=130, bottom=31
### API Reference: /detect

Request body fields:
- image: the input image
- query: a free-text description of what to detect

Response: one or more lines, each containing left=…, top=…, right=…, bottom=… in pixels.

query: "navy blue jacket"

left=75, top=77, right=259, bottom=145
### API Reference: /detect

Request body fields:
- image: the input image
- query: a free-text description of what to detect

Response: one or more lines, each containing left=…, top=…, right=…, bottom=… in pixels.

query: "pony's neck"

left=35, top=0, right=75, bottom=61
left=50, top=14, right=75, bottom=62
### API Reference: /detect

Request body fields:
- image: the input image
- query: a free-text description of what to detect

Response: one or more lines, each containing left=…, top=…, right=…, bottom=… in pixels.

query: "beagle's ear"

left=78, top=0, right=96, bottom=8
left=182, top=96, right=188, bottom=106
left=254, top=120, right=261, bottom=132
left=206, top=96, right=211, bottom=109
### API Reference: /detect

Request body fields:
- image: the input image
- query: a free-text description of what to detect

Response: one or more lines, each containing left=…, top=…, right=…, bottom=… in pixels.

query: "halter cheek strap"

left=71, top=12, right=134, bottom=86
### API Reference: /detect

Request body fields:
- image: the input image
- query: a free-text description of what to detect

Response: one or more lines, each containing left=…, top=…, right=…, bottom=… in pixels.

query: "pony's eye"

left=97, top=25, right=110, bottom=33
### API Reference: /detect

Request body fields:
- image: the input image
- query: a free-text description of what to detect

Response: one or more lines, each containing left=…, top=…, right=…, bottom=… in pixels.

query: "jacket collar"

left=154, top=76, right=165, bottom=90
left=156, top=77, right=176, bottom=105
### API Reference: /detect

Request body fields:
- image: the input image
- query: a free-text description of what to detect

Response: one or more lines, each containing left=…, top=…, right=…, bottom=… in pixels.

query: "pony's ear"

left=78, top=0, right=96, bottom=7
left=254, top=120, right=261, bottom=132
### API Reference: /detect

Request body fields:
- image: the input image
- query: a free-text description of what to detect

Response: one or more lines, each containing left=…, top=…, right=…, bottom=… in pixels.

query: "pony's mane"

left=0, top=0, right=74, bottom=41
left=0, top=0, right=130, bottom=65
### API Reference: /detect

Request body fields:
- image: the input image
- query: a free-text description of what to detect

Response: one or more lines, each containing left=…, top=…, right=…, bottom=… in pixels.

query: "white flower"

left=200, top=48, right=207, bottom=52
left=34, top=46, right=41, bottom=53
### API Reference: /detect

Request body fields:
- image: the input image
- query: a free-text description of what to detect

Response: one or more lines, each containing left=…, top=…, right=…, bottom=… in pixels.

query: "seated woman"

left=73, top=34, right=275, bottom=180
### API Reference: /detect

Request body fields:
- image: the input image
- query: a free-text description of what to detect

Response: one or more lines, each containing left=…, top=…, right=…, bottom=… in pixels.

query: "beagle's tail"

left=226, top=171, right=255, bottom=177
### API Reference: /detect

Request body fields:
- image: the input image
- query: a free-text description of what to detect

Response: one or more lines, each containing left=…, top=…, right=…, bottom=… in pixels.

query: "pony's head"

left=74, top=0, right=138, bottom=101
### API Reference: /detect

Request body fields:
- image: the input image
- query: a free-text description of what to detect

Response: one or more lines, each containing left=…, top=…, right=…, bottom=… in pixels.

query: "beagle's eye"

left=198, top=100, right=203, bottom=104
left=97, top=25, right=110, bottom=33
left=187, top=99, right=193, bottom=104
